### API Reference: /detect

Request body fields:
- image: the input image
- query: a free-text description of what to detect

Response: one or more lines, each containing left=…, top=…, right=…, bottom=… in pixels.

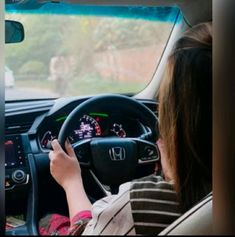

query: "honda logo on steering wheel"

left=109, top=147, right=126, bottom=161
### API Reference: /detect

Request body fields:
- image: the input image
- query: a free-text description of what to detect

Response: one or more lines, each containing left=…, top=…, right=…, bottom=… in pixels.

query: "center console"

left=5, top=134, right=38, bottom=235
left=5, top=135, right=30, bottom=190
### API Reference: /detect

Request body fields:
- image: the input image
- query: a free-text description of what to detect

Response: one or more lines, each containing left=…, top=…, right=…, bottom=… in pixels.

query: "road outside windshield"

left=5, top=9, right=176, bottom=100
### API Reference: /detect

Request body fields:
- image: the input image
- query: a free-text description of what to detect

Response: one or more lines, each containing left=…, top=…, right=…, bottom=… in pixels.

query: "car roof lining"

left=7, top=0, right=212, bottom=26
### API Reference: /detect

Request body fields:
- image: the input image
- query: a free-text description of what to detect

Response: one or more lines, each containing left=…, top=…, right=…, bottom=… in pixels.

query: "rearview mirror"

left=5, top=20, right=24, bottom=43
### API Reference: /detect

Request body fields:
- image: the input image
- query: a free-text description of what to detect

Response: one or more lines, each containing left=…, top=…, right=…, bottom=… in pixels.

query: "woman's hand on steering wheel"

left=49, top=139, right=82, bottom=191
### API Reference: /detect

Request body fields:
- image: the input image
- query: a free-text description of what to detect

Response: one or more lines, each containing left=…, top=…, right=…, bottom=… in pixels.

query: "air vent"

left=5, top=122, right=33, bottom=135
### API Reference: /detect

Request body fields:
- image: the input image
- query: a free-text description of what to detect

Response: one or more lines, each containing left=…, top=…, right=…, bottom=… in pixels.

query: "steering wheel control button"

left=72, top=139, right=91, bottom=166
left=76, top=148, right=88, bottom=162
left=136, top=139, right=160, bottom=164
left=12, top=170, right=26, bottom=184
left=144, top=146, right=158, bottom=159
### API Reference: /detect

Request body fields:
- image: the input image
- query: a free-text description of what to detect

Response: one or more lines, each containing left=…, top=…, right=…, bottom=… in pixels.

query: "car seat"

left=158, top=193, right=212, bottom=235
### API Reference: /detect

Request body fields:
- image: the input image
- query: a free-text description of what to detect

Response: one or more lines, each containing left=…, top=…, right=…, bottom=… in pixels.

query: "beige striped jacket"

left=82, top=175, right=181, bottom=235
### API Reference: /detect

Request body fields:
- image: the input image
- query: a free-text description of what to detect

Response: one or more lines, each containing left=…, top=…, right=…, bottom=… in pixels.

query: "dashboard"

left=5, top=96, right=158, bottom=235
left=38, top=112, right=145, bottom=150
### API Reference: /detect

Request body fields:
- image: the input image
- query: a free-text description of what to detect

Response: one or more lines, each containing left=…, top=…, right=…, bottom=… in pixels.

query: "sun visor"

left=5, top=0, right=212, bottom=26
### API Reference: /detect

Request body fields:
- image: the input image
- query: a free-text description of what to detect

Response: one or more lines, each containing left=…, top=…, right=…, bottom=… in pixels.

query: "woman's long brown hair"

left=159, top=22, right=212, bottom=212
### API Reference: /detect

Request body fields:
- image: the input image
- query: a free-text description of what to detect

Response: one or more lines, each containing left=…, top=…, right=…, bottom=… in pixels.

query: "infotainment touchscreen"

left=5, top=135, right=25, bottom=168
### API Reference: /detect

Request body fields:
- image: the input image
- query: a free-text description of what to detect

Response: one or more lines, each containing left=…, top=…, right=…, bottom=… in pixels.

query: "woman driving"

left=39, top=21, right=212, bottom=235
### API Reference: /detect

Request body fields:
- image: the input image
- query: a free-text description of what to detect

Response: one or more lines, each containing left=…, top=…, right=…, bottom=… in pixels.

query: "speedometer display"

left=72, top=115, right=102, bottom=141
left=39, top=112, right=145, bottom=150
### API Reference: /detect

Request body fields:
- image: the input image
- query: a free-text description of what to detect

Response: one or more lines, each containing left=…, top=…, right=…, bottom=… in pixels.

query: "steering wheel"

left=58, top=94, right=160, bottom=188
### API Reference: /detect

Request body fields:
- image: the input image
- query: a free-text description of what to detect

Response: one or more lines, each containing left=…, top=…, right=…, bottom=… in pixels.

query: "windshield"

left=5, top=5, right=180, bottom=101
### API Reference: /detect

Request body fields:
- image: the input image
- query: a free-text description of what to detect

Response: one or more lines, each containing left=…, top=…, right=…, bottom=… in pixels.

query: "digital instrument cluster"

left=72, top=114, right=102, bottom=141
left=39, top=112, right=144, bottom=150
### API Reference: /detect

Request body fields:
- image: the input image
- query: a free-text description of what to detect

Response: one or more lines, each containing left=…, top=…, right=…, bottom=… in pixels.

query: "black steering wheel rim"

left=58, top=94, right=159, bottom=186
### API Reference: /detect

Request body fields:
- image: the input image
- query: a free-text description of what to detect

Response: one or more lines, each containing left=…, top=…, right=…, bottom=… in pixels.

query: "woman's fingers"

left=49, top=138, right=78, bottom=167
left=48, top=150, right=54, bottom=161
left=51, top=139, right=63, bottom=151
